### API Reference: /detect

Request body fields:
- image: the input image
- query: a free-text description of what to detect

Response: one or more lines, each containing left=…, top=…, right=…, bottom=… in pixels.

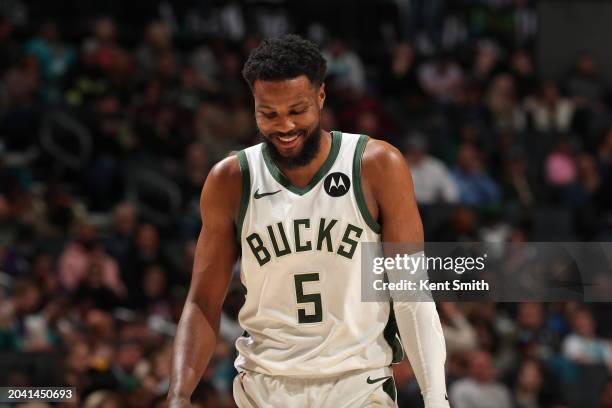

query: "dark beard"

left=262, top=125, right=322, bottom=169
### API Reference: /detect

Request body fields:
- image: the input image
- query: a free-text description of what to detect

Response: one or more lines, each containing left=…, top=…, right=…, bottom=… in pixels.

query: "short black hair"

left=242, top=34, right=327, bottom=89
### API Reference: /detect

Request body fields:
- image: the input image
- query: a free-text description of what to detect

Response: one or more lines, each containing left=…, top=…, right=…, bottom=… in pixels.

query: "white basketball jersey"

left=234, top=131, right=402, bottom=378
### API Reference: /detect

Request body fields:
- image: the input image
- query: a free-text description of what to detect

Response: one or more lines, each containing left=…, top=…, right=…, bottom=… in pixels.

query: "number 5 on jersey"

left=294, top=273, right=322, bottom=324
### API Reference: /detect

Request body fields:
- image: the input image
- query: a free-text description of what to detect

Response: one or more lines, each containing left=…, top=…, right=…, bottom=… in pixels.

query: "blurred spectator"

left=449, top=350, right=513, bottom=408
left=472, top=40, right=503, bottom=86
left=381, top=42, right=422, bottom=102
left=564, top=151, right=608, bottom=240
left=562, top=308, right=612, bottom=368
left=514, top=303, right=557, bottom=360
left=1, top=55, right=42, bottom=151
left=433, top=207, right=479, bottom=241
left=154, top=49, right=179, bottom=88
left=486, top=74, right=526, bottom=132
left=478, top=210, right=512, bottom=243
left=57, top=222, right=126, bottom=298
left=137, top=265, right=171, bottom=317
left=176, top=65, right=208, bottom=112
left=466, top=303, right=509, bottom=357
left=74, top=259, right=124, bottom=311
left=564, top=153, right=603, bottom=208
left=404, top=134, right=460, bottom=204
left=7, top=279, right=48, bottom=351
left=512, top=359, right=558, bottom=408
left=405, top=0, right=448, bottom=50
left=39, top=185, right=86, bottom=239
left=189, top=42, right=221, bottom=94
left=418, top=54, right=464, bottom=103
left=124, top=223, right=172, bottom=307
left=112, top=340, right=145, bottom=389
left=513, top=0, right=538, bottom=47
left=82, top=17, right=120, bottom=74
left=452, top=144, right=501, bottom=207
left=24, top=20, right=75, bottom=102
left=63, top=338, right=92, bottom=390
left=510, top=49, right=537, bottom=100
left=217, top=50, right=249, bottom=99
left=136, top=21, right=173, bottom=77
left=545, top=139, right=577, bottom=188
left=104, top=202, right=137, bottom=267
left=323, top=38, right=366, bottom=93
left=500, top=148, right=537, bottom=207
left=565, top=54, right=606, bottom=107
left=83, top=92, right=130, bottom=211
left=194, top=102, right=244, bottom=164
left=336, top=94, right=398, bottom=142
left=30, top=251, right=58, bottom=300
left=524, top=80, right=574, bottom=134
left=439, top=302, right=478, bottom=356
left=140, top=344, right=172, bottom=397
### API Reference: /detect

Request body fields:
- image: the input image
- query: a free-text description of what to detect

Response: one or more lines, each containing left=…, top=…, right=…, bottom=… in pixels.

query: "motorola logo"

left=324, top=172, right=350, bottom=197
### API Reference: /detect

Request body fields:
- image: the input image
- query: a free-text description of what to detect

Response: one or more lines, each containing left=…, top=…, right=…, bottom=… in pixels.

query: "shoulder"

left=361, top=137, right=409, bottom=178
left=200, top=153, right=243, bottom=214
left=205, top=154, right=243, bottom=192
left=208, top=154, right=242, bottom=182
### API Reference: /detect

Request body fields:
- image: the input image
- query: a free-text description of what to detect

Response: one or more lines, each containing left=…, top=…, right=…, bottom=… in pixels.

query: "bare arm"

left=363, top=139, right=450, bottom=408
left=168, top=156, right=241, bottom=406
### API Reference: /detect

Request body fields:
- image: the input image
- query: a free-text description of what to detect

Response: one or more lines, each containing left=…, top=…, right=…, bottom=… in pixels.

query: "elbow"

left=184, top=297, right=222, bottom=333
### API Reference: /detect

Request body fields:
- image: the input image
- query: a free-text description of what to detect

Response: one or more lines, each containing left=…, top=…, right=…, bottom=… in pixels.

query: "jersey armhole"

left=353, top=135, right=382, bottom=234
left=236, top=150, right=251, bottom=243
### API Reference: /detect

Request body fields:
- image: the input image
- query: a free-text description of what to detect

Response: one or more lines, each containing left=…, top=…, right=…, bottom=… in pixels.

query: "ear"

left=317, top=83, right=326, bottom=110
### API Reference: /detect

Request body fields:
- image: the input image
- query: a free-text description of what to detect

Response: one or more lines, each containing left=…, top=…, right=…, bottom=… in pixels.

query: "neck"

left=276, top=130, right=332, bottom=188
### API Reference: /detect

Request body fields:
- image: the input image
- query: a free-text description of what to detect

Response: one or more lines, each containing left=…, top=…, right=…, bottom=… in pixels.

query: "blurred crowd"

left=0, top=0, right=611, bottom=407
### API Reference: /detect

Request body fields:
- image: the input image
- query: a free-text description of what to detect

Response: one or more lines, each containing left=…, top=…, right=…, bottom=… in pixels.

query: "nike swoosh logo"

left=254, top=189, right=281, bottom=199
left=366, top=375, right=391, bottom=384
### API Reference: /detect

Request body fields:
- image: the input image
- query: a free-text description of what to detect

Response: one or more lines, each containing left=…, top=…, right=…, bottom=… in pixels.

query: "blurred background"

left=0, top=0, right=611, bottom=407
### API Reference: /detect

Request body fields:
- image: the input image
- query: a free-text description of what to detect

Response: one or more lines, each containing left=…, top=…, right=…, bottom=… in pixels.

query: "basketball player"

left=168, top=35, right=450, bottom=408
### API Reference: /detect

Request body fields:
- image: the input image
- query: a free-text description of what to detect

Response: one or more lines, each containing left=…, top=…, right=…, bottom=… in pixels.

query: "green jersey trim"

left=236, top=150, right=251, bottom=242
left=353, top=135, right=382, bottom=233
left=382, top=377, right=397, bottom=402
left=261, top=131, right=342, bottom=196
left=384, top=303, right=404, bottom=364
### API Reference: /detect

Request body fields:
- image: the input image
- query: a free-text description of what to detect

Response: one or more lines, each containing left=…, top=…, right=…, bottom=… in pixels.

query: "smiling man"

left=168, top=34, right=450, bottom=408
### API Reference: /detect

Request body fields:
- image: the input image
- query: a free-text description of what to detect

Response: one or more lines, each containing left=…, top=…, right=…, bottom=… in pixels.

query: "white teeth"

left=279, top=135, right=298, bottom=142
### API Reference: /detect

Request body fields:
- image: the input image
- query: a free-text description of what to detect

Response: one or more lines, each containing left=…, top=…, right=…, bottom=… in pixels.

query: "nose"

left=275, top=116, right=297, bottom=134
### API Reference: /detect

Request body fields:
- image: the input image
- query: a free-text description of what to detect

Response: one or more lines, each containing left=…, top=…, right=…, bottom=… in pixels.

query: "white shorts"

left=233, top=366, right=397, bottom=408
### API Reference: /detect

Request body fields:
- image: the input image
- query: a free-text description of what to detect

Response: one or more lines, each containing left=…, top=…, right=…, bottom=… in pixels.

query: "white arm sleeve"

left=393, top=301, right=450, bottom=408
left=386, top=250, right=450, bottom=408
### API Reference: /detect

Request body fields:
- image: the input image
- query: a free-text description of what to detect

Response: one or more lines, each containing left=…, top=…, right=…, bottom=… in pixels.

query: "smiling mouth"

left=275, top=131, right=305, bottom=146
left=278, top=134, right=299, bottom=142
